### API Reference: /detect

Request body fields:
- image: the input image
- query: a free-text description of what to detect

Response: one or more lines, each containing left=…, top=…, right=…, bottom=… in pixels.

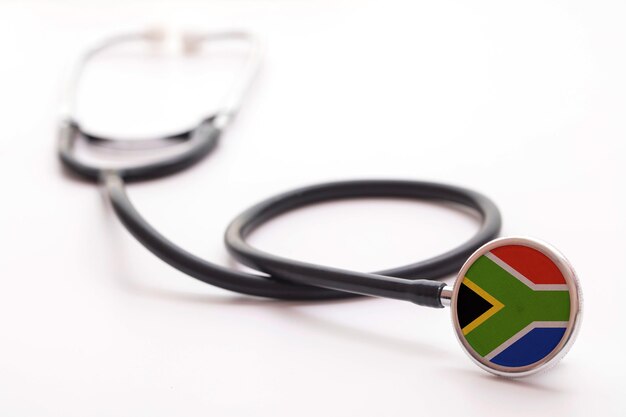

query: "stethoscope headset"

left=59, top=28, right=582, bottom=378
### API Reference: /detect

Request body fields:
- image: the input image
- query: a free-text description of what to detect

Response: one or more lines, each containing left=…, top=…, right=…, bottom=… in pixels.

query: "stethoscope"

left=59, top=28, right=582, bottom=378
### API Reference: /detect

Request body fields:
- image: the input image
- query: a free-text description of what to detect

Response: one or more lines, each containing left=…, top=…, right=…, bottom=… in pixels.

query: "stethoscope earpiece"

left=448, top=237, right=582, bottom=377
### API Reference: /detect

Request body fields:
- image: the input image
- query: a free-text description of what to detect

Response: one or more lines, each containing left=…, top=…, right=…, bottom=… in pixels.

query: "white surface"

left=1, top=1, right=625, bottom=415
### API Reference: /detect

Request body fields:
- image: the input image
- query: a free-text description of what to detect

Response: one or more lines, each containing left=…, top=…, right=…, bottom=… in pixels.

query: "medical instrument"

left=58, top=28, right=582, bottom=377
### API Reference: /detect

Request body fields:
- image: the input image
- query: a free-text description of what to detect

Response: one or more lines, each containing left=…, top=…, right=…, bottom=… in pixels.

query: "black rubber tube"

left=225, top=179, right=501, bottom=306
left=104, top=174, right=501, bottom=306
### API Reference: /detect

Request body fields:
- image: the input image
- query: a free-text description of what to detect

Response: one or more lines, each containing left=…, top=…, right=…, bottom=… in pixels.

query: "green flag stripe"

left=466, top=256, right=535, bottom=301
left=462, top=255, right=570, bottom=356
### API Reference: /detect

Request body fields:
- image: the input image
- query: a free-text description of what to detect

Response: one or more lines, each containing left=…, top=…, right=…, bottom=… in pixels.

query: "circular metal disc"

left=450, top=237, right=582, bottom=377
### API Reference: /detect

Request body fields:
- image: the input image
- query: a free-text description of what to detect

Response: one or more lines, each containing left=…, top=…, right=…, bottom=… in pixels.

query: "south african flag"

left=455, top=244, right=572, bottom=368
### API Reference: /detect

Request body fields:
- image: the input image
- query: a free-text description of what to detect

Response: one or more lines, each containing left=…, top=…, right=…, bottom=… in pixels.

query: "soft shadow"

left=267, top=303, right=449, bottom=358
left=440, top=364, right=570, bottom=394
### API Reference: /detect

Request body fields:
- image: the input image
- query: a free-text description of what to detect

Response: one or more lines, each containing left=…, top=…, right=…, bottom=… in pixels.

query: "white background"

left=1, top=1, right=625, bottom=416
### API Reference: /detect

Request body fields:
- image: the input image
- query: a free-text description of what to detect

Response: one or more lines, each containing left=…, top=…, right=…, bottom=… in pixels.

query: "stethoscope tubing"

left=225, top=179, right=502, bottom=306
left=101, top=165, right=501, bottom=306
left=103, top=171, right=362, bottom=300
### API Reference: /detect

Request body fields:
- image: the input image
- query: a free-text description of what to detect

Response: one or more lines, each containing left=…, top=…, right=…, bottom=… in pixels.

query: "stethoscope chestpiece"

left=447, top=237, right=582, bottom=377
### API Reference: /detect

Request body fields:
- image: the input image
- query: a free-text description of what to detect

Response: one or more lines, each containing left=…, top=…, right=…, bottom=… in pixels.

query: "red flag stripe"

left=489, top=245, right=566, bottom=285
